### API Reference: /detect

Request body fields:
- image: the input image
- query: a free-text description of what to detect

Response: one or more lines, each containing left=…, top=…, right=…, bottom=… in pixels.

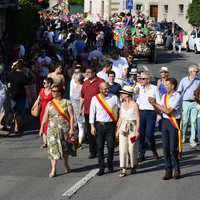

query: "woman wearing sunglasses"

left=39, top=84, right=75, bottom=178
left=31, top=77, right=53, bottom=148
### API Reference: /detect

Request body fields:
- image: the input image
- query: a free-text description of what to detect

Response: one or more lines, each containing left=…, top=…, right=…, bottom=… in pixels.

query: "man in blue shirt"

left=149, top=78, right=183, bottom=180
left=177, top=65, right=200, bottom=147
left=107, top=70, right=121, bottom=97
left=76, top=35, right=86, bottom=64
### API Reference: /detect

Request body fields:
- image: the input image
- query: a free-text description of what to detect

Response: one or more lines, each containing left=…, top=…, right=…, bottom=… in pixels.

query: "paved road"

left=0, top=48, right=200, bottom=200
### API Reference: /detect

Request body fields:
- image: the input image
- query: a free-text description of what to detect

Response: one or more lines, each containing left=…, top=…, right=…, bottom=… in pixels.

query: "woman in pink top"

left=172, top=27, right=183, bottom=53
left=81, top=46, right=89, bottom=72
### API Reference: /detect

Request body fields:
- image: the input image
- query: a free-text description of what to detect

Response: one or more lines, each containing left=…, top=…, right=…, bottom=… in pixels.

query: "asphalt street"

left=0, top=47, right=200, bottom=200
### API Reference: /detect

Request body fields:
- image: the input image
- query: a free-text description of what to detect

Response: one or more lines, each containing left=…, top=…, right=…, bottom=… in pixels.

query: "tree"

left=186, top=0, right=200, bottom=27
left=67, top=0, right=83, bottom=5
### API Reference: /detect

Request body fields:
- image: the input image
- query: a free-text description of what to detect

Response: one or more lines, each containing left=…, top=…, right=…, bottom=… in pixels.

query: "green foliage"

left=7, top=4, right=40, bottom=44
left=67, top=0, right=83, bottom=5
left=186, top=0, right=200, bottom=27
left=19, top=0, right=48, bottom=9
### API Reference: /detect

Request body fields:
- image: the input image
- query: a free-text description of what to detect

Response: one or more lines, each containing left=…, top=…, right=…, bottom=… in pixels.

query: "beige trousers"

left=119, top=119, right=139, bottom=168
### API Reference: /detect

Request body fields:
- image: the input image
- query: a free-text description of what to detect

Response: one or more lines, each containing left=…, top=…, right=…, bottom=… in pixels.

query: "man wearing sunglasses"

left=177, top=65, right=200, bottom=147
left=135, top=72, right=161, bottom=162
left=126, top=53, right=138, bottom=79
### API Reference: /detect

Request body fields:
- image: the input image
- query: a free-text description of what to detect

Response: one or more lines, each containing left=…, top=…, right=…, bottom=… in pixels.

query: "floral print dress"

left=47, top=100, right=77, bottom=160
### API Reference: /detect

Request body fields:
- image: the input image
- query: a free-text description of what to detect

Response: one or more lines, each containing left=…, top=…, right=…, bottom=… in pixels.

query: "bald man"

left=90, top=82, right=121, bottom=175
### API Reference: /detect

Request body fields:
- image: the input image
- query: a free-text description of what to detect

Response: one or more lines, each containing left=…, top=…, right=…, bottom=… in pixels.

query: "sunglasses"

left=51, top=90, right=58, bottom=93
left=41, top=51, right=45, bottom=53
left=128, top=57, right=133, bottom=59
left=140, top=78, right=148, bottom=80
left=43, top=82, right=47, bottom=85
left=194, top=71, right=199, bottom=73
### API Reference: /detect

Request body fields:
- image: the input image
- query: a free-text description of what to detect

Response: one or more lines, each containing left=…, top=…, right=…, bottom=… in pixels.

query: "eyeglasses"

left=128, top=57, right=133, bottom=59
left=43, top=82, right=47, bottom=85
left=101, top=88, right=109, bottom=91
left=194, top=71, right=199, bottom=73
left=140, top=78, right=148, bottom=80
left=86, top=71, right=92, bottom=74
left=137, top=78, right=141, bottom=80
left=41, top=51, right=45, bottom=53
left=51, top=90, right=58, bottom=93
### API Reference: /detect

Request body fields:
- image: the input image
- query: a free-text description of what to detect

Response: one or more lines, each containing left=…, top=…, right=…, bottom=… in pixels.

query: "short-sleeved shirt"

left=107, top=82, right=122, bottom=97
left=97, top=72, right=109, bottom=82
left=177, top=76, right=200, bottom=100
left=76, top=40, right=85, bottom=56
left=161, top=91, right=183, bottom=119
left=110, top=56, right=129, bottom=79
left=81, top=77, right=105, bottom=114
left=7, top=71, right=28, bottom=101
left=127, top=61, right=138, bottom=78
left=38, top=56, right=51, bottom=77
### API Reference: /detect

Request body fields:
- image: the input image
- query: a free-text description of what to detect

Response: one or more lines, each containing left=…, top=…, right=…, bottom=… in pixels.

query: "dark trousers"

left=96, top=122, right=116, bottom=170
left=139, top=110, right=157, bottom=156
left=84, top=114, right=97, bottom=155
left=76, top=55, right=82, bottom=64
left=162, top=119, right=180, bottom=173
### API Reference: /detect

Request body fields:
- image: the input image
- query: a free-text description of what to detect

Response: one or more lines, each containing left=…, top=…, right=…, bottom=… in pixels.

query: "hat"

left=129, top=68, right=137, bottom=75
left=137, top=23, right=142, bottom=28
left=119, top=86, right=134, bottom=94
left=159, top=67, right=168, bottom=73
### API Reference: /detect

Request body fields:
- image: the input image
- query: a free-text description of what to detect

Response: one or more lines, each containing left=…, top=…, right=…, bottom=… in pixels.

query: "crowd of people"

left=0, top=10, right=200, bottom=180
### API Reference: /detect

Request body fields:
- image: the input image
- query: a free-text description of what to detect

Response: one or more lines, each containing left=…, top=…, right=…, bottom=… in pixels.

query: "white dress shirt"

left=89, top=93, right=121, bottom=123
left=136, top=84, right=161, bottom=110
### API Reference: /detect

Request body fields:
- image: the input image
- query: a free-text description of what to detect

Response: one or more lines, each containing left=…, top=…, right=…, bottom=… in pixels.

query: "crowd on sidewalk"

left=1, top=10, right=200, bottom=180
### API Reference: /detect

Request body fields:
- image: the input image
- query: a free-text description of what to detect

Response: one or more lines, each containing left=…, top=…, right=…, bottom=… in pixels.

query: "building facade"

left=158, top=0, right=192, bottom=32
left=84, top=0, right=159, bottom=21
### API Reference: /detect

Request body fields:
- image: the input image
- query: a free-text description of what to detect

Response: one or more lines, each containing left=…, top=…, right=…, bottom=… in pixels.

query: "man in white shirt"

left=88, top=44, right=104, bottom=65
left=110, top=49, right=128, bottom=87
left=43, top=26, right=54, bottom=44
left=19, top=40, right=29, bottom=58
left=135, top=72, right=161, bottom=162
left=90, top=82, right=121, bottom=175
left=38, top=48, right=51, bottom=90
left=97, top=60, right=113, bottom=82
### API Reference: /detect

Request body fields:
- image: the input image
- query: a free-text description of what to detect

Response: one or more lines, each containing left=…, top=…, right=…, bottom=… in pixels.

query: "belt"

left=184, top=100, right=195, bottom=102
left=163, top=118, right=181, bottom=121
left=97, top=121, right=114, bottom=125
left=140, top=109, right=155, bottom=112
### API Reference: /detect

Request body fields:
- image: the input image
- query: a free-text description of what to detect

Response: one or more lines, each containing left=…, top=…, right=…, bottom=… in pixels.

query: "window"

left=90, top=1, right=92, bottom=12
left=102, top=1, right=104, bottom=16
left=164, top=5, right=168, bottom=14
left=136, top=4, right=142, bottom=11
left=179, top=4, right=184, bottom=14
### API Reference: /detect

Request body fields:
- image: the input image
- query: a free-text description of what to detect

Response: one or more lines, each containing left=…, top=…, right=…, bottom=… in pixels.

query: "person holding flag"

left=148, top=78, right=183, bottom=180
left=89, top=82, right=121, bottom=176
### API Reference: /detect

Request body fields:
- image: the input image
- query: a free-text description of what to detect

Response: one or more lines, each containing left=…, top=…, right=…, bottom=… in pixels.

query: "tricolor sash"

left=96, top=94, right=117, bottom=124
left=51, top=99, right=70, bottom=123
left=164, top=94, right=182, bottom=159
left=96, top=94, right=118, bottom=148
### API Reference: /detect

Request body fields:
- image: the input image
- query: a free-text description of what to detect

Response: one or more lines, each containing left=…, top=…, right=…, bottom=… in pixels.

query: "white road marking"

left=62, top=168, right=99, bottom=197
left=142, top=66, right=149, bottom=71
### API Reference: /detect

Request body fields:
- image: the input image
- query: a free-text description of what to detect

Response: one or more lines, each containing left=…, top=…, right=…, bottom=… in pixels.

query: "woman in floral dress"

left=39, top=84, right=76, bottom=178
left=71, top=73, right=85, bottom=150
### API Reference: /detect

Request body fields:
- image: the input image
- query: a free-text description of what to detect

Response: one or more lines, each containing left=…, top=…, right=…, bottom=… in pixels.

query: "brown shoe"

left=153, top=152, right=159, bottom=160
left=174, top=170, right=181, bottom=179
left=162, top=172, right=172, bottom=180
left=138, top=156, right=145, bottom=162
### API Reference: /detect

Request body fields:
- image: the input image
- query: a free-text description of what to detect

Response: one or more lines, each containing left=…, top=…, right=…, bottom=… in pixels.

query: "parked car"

left=186, top=29, right=200, bottom=54
left=154, top=22, right=187, bottom=48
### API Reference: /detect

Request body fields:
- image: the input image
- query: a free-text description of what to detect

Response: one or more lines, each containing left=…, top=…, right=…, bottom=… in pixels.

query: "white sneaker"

left=182, top=137, right=186, bottom=143
left=190, top=141, right=197, bottom=147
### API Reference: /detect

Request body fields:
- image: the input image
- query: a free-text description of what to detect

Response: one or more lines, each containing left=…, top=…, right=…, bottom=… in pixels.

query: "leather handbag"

left=33, top=102, right=41, bottom=117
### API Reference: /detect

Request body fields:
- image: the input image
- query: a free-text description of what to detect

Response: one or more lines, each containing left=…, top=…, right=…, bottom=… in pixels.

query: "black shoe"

left=2, top=126, right=7, bottom=131
left=108, top=167, right=113, bottom=173
left=97, top=169, right=104, bottom=176
left=138, top=155, right=145, bottom=162
left=88, top=154, right=97, bottom=159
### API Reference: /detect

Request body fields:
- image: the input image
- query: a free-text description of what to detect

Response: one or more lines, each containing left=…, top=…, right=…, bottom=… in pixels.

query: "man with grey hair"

left=135, top=71, right=161, bottom=162
left=88, top=44, right=104, bottom=65
left=178, top=65, right=200, bottom=147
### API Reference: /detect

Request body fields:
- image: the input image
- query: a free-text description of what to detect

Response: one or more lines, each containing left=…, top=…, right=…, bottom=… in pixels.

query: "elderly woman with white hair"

left=71, top=72, right=85, bottom=149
